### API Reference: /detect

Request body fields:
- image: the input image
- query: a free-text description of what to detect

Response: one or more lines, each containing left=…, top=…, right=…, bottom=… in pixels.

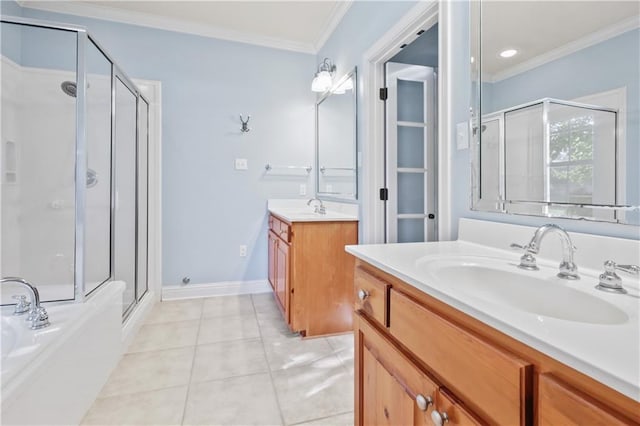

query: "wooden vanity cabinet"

left=353, top=260, right=640, bottom=426
left=268, top=213, right=357, bottom=337
left=356, top=311, right=482, bottom=426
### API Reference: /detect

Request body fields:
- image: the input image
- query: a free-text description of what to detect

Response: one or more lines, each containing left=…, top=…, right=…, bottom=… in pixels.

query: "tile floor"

left=82, top=293, right=355, bottom=426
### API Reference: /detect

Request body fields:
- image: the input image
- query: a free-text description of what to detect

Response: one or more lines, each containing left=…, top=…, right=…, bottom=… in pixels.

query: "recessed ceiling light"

left=500, top=49, right=518, bottom=58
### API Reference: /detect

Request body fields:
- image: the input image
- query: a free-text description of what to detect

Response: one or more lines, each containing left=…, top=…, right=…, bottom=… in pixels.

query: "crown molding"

left=313, top=0, right=353, bottom=52
left=486, top=15, right=640, bottom=83
left=17, top=0, right=318, bottom=54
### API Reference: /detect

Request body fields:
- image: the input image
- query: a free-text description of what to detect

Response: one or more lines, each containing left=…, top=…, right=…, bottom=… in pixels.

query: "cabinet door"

left=363, top=344, right=419, bottom=425
left=275, top=239, right=290, bottom=322
left=538, top=374, right=630, bottom=426
left=267, top=230, right=277, bottom=290
left=356, top=313, right=435, bottom=426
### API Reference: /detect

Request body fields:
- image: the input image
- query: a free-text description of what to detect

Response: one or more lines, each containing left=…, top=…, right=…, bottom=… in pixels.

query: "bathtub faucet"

left=1, top=277, right=50, bottom=329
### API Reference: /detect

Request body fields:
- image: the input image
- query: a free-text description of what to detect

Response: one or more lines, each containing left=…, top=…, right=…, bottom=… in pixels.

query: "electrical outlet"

left=325, top=184, right=333, bottom=193
left=299, top=184, right=307, bottom=196
left=239, top=245, right=247, bottom=257
left=234, top=158, right=248, bottom=170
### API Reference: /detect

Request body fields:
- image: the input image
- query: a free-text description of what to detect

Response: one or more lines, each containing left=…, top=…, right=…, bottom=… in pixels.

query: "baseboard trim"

left=162, top=280, right=272, bottom=301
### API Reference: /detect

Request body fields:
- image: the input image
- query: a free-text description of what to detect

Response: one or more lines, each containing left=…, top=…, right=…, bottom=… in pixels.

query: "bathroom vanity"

left=347, top=219, right=640, bottom=425
left=268, top=201, right=358, bottom=337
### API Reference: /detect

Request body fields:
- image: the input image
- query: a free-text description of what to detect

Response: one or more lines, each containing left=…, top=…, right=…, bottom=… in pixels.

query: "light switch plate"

left=299, top=184, right=307, bottom=196
left=456, top=122, right=469, bottom=150
left=234, top=158, right=248, bottom=170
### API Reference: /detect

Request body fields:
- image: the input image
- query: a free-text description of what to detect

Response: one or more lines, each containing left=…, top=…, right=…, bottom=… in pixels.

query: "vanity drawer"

left=538, top=374, right=630, bottom=426
left=269, top=215, right=291, bottom=242
left=354, top=266, right=390, bottom=327
left=389, top=289, right=531, bottom=426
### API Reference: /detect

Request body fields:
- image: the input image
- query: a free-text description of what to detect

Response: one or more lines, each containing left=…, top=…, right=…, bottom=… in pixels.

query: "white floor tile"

left=82, top=386, right=188, bottom=425
left=202, top=295, right=255, bottom=319
left=127, top=320, right=200, bottom=353
left=293, top=411, right=354, bottom=426
left=263, top=336, right=334, bottom=371
left=272, top=354, right=353, bottom=425
left=198, top=313, right=260, bottom=345
left=145, top=299, right=203, bottom=324
left=100, top=347, right=194, bottom=397
left=183, top=374, right=282, bottom=426
left=192, top=338, right=268, bottom=382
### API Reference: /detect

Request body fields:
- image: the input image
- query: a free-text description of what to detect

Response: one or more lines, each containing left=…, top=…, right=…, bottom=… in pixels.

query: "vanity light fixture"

left=499, top=49, right=518, bottom=58
left=311, top=58, right=336, bottom=92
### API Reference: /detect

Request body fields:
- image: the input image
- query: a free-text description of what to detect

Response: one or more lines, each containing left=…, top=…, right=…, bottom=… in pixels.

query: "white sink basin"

left=418, top=256, right=629, bottom=325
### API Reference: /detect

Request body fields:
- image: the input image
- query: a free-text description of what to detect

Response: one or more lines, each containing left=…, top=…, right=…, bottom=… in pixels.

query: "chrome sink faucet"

left=307, top=197, right=326, bottom=215
left=511, top=224, right=579, bottom=280
left=1, top=277, right=50, bottom=329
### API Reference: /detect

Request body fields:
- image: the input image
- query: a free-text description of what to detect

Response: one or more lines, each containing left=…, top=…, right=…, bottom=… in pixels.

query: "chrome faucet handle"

left=614, top=263, right=640, bottom=275
left=11, top=295, right=31, bottom=315
left=28, top=306, right=50, bottom=330
left=596, top=260, right=639, bottom=294
left=510, top=243, right=539, bottom=271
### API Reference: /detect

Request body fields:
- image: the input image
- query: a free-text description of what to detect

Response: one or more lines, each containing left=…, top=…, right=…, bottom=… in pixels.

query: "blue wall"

left=6, top=2, right=317, bottom=285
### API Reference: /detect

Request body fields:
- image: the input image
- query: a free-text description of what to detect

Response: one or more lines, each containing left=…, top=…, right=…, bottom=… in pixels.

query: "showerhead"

left=60, top=81, right=77, bottom=98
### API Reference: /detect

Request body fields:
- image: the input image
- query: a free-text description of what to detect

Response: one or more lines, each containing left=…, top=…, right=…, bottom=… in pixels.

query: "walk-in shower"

left=0, top=16, right=150, bottom=319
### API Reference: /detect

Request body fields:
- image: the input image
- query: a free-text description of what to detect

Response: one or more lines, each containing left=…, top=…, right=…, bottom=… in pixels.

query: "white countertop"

left=345, top=239, right=640, bottom=402
left=267, top=199, right=358, bottom=223
left=269, top=207, right=358, bottom=222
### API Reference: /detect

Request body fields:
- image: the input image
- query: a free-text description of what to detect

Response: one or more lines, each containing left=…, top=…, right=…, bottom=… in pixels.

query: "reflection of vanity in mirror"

left=471, top=1, right=640, bottom=225
left=316, top=68, right=357, bottom=200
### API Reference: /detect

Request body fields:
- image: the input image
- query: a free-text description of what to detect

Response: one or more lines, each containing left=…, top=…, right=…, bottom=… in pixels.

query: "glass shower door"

left=0, top=23, right=78, bottom=303
left=114, top=73, right=137, bottom=316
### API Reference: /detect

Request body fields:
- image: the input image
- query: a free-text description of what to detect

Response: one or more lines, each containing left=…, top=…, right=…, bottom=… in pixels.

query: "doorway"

left=384, top=25, right=439, bottom=243
left=361, top=1, right=454, bottom=244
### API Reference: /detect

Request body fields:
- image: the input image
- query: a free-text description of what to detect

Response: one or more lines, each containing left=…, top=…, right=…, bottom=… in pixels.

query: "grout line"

left=179, top=301, right=204, bottom=425
left=93, top=383, right=188, bottom=402
left=252, top=293, right=288, bottom=426
left=287, top=410, right=354, bottom=426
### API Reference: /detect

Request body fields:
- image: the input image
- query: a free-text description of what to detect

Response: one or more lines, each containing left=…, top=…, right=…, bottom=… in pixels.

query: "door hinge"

left=379, top=188, right=389, bottom=201
left=379, top=87, right=388, bottom=101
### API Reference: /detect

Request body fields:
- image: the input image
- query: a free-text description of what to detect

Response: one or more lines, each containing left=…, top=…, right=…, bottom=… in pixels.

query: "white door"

left=385, top=62, right=437, bottom=243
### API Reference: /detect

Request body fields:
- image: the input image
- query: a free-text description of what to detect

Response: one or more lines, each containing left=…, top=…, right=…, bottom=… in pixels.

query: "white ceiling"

left=482, top=1, right=639, bottom=80
left=18, top=0, right=353, bottom=53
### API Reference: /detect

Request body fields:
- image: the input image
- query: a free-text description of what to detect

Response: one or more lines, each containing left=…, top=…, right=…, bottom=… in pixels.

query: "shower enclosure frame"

left=1, top=15, right=151, bottom=312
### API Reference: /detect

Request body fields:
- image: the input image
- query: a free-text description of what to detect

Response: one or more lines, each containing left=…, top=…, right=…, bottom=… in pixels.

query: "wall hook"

left=240, top=114, right=251, bottom=133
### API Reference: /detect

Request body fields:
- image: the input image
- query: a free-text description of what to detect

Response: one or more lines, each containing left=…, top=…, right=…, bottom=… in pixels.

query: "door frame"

left=361, top=0, right=454, bottom=243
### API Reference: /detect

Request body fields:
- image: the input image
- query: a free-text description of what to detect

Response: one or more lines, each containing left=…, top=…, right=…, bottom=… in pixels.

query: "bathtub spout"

left=1, top=277, right=50, bottom=329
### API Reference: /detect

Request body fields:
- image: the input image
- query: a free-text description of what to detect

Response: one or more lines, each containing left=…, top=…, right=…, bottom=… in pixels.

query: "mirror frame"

left=469, top=1, right=638, bottom=224
left=315, top=67, right=358, bottom=202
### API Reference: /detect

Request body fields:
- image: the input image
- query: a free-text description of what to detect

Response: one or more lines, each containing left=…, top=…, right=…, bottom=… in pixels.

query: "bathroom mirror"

left=316, top=68, right=357, bottom=201
left=470, top=1, right=640, bottom=224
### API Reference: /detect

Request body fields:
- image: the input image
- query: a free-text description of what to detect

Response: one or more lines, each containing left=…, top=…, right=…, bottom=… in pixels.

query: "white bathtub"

left=1, top=281, right=125, bottom=425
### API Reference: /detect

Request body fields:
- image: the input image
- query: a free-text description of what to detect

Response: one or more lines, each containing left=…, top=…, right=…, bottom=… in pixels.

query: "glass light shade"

left=311, top=74, right=324, bottom=92
left=312, top=71, right=332, bottom=92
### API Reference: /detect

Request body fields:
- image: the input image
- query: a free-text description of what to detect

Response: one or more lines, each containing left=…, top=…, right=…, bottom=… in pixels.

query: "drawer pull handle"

left=357, top=289, right=369, bottom=301
left=415, top=394, right=433, bottom=411
left=431, top=410, right=449, bottom=426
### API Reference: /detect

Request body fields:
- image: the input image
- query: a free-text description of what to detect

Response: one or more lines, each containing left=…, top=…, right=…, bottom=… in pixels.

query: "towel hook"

left=240, top=114, right=251, bottom=133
